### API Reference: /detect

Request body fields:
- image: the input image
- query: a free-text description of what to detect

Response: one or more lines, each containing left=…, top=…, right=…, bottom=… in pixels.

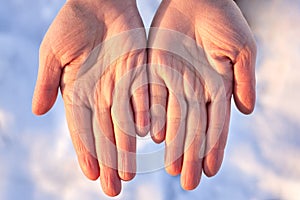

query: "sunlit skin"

left=32, top=0, right=256, bottom=197
left=148, top=0, right=256, bottom=190
left=32, top=0, right=149, bottom=197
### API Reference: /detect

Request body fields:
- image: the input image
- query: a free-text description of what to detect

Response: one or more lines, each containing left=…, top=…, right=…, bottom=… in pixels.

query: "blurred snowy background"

left=0, top=0, right=300, bottom=199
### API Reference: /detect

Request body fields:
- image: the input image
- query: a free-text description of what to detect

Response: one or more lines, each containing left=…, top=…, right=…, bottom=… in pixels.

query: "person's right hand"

left=148, top=0, right=256, bottom=190
left=32, top=0, right=149, bottom=196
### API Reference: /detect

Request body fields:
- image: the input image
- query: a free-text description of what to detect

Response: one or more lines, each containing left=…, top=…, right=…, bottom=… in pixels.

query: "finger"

left=111, top=57, right=140, bottom=181
left=180, top=101, right=206, bottom=190
left=148, top=50, right=168, bottom=143
left=165, top=92, right=186, bottom=176
left=203, top=98, right=231, bottom=177
left=149, top=83, right=168, bottom=143
left=180, top=68, right=206, bottom=190
left=130, top=54, right=150, bottom=137
left=32, top=42, right=62, bottom=115
left=65, top=104, right=100, bottom=180
left=233, top=38, right=257, bottom=114
left=93, top=107, right=121, bottom=197
left=131, top=85, right=150, bottom=137
left=112, top=101, right=137, bottom=181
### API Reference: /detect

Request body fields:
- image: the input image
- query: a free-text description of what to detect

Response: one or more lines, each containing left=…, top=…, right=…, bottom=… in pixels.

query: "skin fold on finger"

left=93, top=106, right=121, bottom=197
left=64, top=104, right=100, bottom=181
left=203, top=99, right=231, bottom=177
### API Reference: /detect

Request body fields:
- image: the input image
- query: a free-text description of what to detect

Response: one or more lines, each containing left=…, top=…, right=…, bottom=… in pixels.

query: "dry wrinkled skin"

left=32, top=0, right=256, bottom=196
left=148, top=0, right=256, bottom=190
left=32, top=0, right=149, bottom=197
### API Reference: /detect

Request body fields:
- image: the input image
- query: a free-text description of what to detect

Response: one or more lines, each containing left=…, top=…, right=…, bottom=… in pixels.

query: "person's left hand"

left=148, top=0, right=256, bottom=190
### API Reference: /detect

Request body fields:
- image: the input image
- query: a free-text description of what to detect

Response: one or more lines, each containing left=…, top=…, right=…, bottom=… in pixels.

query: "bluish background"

left=0, top=0, right=300, bottom=199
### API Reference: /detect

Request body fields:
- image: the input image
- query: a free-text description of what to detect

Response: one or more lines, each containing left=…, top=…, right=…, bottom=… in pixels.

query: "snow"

left=0, top=0, right=300, bottom=199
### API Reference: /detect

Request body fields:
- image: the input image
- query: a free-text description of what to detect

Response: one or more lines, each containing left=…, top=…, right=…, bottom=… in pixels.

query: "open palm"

left=32, top=0, right=149, bottom=196
left=148, top=0, right=256, bottom=190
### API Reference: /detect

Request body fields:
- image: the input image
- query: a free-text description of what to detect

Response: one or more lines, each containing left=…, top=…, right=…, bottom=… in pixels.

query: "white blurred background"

left=0, top=0, right=300, bottom=199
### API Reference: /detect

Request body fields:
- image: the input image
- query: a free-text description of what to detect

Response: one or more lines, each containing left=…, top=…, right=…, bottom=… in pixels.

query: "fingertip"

left=180, top=176, right=200, bottom=191
left=135, top=111, right=150, bottom=137
left=32, top=87, right=58, bottom=115
left=203, top=164, right=219, bottom=177
left=203, top=166, right=218, bottom=177
left=203, top=149, right=224, bottom=177
left=234, top=91, right=256, bottom=115
left=150, top=115, right=166, bottom=143
left=118, top=171, right=136, bottom=182
left=32, top=103, right=52, bottom=116
left=136, top=126, right=150, bottom=137
left=181, top=182, right=198, bottom=191
left=165, top=167, right=181, bottom=176
left=100, top=167, right=122, bottom=197
left=32, top=103, right=43, bottom=116
left=101, top=181, right=122, bottom=197
left=180, top=162, right=202, bottom=191
left=78, top=154, right=100, bottom=181
left=150, top=128, right=166, bottom=144
left=117, top=151, right=136, bottom=182
left=32, top=102, right=52, bottom=116
left=239, top=105, right=255, bottom=115
left=165, top=159, right=182, bottom=176
left=151, top=136, right=164, bottom=144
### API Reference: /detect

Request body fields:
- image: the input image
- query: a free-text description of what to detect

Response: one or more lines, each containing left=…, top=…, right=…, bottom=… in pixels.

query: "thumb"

left=32, top=42, right=62, bottom=115
left=233, top=37, right=257, bottom=114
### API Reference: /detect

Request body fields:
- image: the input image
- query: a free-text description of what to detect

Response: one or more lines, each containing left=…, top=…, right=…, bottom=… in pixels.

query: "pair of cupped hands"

left=32, top=0, right=256, bottom=197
